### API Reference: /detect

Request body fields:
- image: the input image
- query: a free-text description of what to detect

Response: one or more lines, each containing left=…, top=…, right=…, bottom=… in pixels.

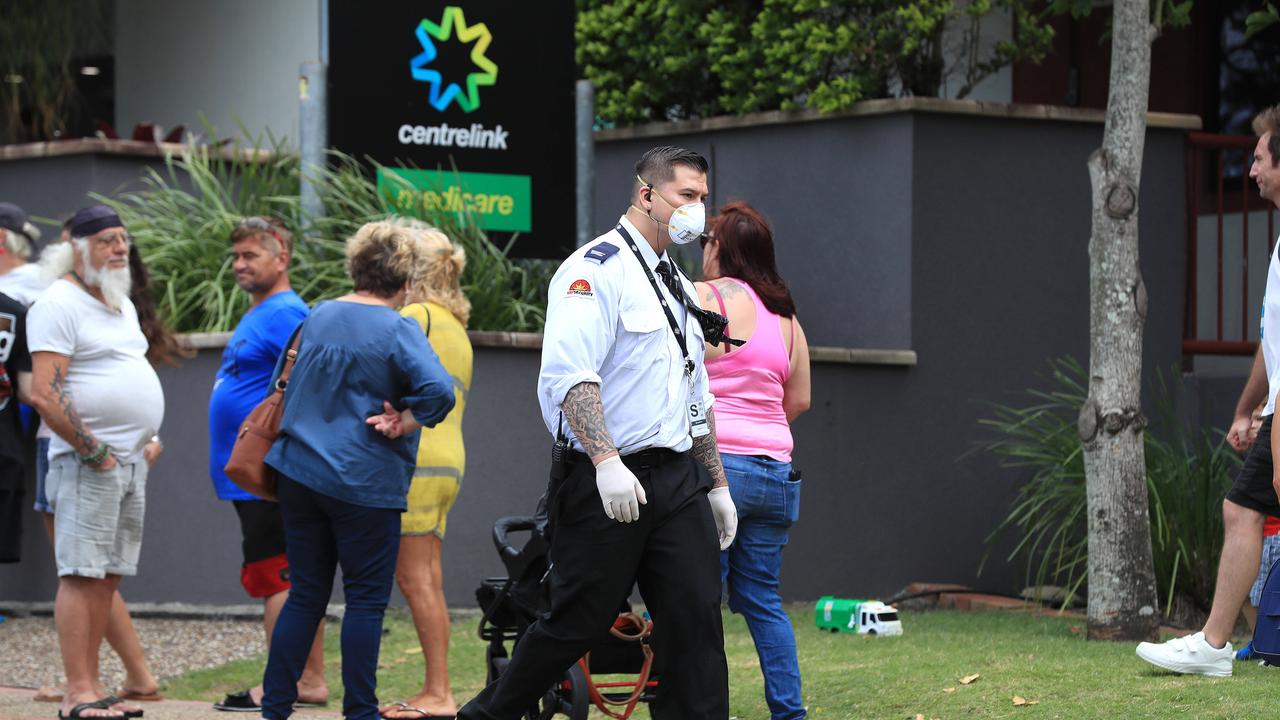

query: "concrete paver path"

left=0, top=687, right=342, bottom=720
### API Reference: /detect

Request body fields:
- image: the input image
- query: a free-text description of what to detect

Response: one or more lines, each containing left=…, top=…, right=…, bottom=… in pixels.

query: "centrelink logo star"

left=409, top=6, right=498, bottom=113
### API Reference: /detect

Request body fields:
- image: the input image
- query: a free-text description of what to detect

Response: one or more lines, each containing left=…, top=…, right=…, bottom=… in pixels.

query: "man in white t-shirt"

left=1136, top=104, right=1280, bottom=677
left=28, top=205, right=165, bottom=720
left=0, top=202, right=47, bottom=305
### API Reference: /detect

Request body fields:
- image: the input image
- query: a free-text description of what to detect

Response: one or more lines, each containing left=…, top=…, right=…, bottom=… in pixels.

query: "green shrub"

left=977, top=357, right=1239, bottom=618
left=97, top=137, right=549, bottom=334
left=576, top=0, right=1056, bottom=125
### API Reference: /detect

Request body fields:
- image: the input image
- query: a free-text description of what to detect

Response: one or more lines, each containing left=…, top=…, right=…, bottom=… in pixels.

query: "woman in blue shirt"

left=260, top=221, right=455, bottom=720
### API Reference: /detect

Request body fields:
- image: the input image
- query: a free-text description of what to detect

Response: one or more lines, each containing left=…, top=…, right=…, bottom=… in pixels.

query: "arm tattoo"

left=49, top=363, right=99, bottom=455
left=691, top=407, right=728, bottom=488
left=562, top=382, right=617, bottom=460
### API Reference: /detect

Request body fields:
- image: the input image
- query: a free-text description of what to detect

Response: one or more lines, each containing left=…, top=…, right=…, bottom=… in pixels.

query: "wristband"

left=80, top=444, right=110, bottom=466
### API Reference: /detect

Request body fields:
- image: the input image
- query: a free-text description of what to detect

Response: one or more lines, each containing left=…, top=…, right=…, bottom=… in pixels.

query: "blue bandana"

left=69, top=205, right=123, bottom=238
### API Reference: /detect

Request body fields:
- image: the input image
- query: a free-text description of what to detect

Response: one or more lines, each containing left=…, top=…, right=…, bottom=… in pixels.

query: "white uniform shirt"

left=539, top=215, right=711, bottom=454
left=1264, top=237, right=1280, bottom=415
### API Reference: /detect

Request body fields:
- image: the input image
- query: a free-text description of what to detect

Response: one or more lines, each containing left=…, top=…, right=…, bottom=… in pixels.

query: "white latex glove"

left=594, top=455, right=648, bottom=523
left=708, top=486, right=738, bottom=550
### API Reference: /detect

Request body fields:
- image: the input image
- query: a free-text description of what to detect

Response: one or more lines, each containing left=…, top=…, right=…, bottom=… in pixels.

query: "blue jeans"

left=720, top=453, right=804, bottom=720
left=33, top=438, right=51, bottom=513
left=262, top=476, right=401, bottom=720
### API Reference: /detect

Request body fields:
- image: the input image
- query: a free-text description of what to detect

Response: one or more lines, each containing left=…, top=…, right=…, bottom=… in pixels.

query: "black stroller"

left=475, top=511, right=661, bottom=719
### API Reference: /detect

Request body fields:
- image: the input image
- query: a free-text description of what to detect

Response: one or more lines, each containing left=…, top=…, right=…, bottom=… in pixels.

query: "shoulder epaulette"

left=584, top=241, right=620, bottom=264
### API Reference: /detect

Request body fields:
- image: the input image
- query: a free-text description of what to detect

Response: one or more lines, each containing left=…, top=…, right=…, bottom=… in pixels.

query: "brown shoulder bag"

left=224, top=325, right=304, bottom=502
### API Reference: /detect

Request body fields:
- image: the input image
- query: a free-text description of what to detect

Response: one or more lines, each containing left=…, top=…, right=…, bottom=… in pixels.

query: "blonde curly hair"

left=345, top=220, right=419, bottom=297
left=394, top=218, right=471, bottom=326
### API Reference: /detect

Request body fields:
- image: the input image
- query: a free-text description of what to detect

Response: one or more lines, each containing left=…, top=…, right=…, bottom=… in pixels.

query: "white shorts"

left=46, top=455, right=147, bottom=578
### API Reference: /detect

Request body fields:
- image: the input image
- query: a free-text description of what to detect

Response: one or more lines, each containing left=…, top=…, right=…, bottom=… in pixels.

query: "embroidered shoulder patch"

left=567, top=279, right=594, bottom=297
left=584, top=241, right=620, bottom=264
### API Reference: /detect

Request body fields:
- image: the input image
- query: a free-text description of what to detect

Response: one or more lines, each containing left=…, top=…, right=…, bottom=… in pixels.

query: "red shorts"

left=233, top=500, right=291, bottom=598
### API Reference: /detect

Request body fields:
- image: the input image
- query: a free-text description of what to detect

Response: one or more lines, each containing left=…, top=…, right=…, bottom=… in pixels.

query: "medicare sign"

left=328, top=1, right=574, bottom=255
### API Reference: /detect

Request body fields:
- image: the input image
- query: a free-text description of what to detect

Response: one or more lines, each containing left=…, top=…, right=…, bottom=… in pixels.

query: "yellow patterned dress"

left=400, top=301, right=472, bottom=537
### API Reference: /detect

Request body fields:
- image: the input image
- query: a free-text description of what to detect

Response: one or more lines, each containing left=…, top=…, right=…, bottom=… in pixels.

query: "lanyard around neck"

left=614, top=223, right=694, bottom=376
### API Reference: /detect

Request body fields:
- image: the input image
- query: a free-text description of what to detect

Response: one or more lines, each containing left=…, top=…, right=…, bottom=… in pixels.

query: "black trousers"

left=458, top=449, right=729, bottom=720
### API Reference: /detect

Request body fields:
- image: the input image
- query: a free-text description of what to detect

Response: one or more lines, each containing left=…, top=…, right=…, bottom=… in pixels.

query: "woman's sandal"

left=57, top=698, right=130, bottom=720
left=379, top=702, right=455, bottom=719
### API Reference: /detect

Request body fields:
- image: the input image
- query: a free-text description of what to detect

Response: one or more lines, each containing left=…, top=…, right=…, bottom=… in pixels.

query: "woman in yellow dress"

left=383, top=223, right=472, bottom=720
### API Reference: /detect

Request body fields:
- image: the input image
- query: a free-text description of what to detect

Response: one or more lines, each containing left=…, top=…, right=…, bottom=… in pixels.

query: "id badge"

left=688, top=395, right=710, bottom=438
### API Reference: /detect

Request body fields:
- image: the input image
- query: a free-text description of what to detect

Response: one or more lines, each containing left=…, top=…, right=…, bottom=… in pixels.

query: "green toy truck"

left=814, top=596, right=903, bottom=635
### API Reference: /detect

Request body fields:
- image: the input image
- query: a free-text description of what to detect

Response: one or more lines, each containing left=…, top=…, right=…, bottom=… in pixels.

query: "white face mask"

left=636, top=176, right=706, bottom=245
left=665, top=200, right=706, bottom=245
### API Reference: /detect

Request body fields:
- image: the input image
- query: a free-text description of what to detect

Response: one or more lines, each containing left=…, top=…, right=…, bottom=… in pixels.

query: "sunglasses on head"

left=699, top=232, right=713, bottom=249
left=240, top=216, right=283, bottom=242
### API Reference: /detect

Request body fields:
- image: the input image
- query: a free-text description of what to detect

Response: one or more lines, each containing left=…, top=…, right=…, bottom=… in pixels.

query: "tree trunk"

left=1078, top=0, right=1159, bottom=642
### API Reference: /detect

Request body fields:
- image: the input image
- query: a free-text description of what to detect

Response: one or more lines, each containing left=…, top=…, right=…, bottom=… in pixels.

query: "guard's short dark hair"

left=635, top=146, right=709, bottom=190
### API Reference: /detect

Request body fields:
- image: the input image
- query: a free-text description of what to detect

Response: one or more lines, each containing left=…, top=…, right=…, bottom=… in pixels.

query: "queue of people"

left=3, top=143, right=818, bottom=720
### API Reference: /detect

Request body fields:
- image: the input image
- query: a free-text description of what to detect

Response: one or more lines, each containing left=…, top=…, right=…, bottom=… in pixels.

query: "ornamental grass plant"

left=976, top=357, right=1239, bottom=622
left=97, top=135, right=549, bottom=334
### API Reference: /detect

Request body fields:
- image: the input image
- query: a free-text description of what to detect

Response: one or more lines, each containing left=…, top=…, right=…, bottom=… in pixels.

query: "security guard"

left=457, top=147, right=738, bottom=719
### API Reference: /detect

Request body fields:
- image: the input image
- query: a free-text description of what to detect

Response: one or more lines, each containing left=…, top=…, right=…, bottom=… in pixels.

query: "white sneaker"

left=1135, top=632, right=1233, bottom=677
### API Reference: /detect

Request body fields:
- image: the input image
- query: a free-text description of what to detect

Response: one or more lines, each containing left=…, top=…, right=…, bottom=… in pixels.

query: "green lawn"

left=162, top=606, right=1280, bottom=719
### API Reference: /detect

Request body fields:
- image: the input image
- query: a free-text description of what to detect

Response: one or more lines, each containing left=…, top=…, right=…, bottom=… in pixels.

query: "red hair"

left=709, top=202, right=796, bottom=318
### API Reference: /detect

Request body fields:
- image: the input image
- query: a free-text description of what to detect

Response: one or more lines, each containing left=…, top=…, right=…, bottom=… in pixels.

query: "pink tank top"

left=706, top=278, right=794, bottom=462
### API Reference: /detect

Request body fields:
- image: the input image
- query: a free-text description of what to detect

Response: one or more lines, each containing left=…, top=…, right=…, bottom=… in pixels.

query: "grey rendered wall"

left=0, top=153, right=168, bottom=232
left=115, top=0, right=322, bottom=143
left=893, top=115, right=1187, bottom=594
left=591, top=115, right=915, bottom=352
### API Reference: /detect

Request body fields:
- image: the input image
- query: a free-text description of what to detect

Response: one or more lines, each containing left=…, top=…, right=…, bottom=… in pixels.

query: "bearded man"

left=28, top=205, right=165, bottom=720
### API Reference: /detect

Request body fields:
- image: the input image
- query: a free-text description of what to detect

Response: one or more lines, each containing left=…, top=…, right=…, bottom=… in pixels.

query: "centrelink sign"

left=328, top=1, right=575, bottom=256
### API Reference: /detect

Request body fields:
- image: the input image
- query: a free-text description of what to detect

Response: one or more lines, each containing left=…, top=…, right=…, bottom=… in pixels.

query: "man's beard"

left=78, top=242, right=132, bottom=309
left=235, top=274, right=270, bottom=295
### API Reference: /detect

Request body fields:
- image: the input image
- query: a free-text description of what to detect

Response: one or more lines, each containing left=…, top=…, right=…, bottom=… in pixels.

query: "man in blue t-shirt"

left=207, top=218, right=328, bottom=711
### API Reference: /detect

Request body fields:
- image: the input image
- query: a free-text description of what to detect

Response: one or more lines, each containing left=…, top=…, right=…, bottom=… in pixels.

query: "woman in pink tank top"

left=694, top=202, right=811, bottom=720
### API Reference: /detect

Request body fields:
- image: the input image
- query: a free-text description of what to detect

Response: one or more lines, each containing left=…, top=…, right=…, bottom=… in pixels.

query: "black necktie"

left=654, top=260, right=685, bottom=304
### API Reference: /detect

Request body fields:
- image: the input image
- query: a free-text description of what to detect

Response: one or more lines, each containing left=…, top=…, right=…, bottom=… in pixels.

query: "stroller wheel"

left=560, top=663, right=589, bottom=720
left=524, top=663, right=589, bottom=720
left=486, top=644, right=509, bottom=685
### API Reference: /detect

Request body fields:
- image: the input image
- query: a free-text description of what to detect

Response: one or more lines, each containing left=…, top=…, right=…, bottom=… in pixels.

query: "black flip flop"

left=57, top=698, right=127, bottom=720
left=212, top=690, right=260, bottom=713
left=101, top=695, right=143, bottom=718
left=214, top=689, right=327, bottom=712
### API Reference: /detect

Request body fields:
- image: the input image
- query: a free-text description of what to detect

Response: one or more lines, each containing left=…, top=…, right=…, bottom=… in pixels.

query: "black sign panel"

left=328, top=1, right=575, bottom=258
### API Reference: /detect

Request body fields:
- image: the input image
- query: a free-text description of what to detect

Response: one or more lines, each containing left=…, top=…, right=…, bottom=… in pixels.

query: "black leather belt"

left=569, top=447, right=685, bottom=470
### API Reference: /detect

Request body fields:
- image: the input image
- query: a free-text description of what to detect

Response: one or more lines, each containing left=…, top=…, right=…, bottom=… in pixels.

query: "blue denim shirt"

left=265, top=300, right=455, bottom=509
